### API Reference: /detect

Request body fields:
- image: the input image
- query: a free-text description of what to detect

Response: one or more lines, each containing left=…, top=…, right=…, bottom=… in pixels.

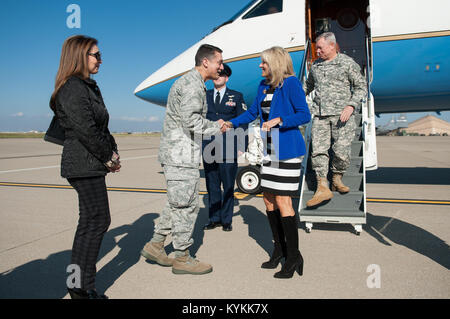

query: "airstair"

left=297, top=36, right=377, bottom=235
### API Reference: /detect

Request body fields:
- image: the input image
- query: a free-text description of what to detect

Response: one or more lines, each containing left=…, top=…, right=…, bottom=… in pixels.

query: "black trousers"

left=68, top=176, right=111, bottom=290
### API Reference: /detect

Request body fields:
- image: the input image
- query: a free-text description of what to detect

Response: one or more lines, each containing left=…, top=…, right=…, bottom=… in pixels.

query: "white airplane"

left=134, top=0, right=450, bottom=171
left=134, top=0, right=450, bottom=111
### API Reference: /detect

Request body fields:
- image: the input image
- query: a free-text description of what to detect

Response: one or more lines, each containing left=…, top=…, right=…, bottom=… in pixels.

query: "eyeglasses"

left=88, top=51, right=102, bottom=61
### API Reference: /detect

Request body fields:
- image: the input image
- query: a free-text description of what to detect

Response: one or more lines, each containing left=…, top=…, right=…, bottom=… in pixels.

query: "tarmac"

left=0, top=135, right=449, bottom=299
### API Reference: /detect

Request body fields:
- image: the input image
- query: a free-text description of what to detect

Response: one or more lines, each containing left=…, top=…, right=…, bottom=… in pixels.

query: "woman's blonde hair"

left=261, top=46, right=295, bottom=87
left=50, top=35, right=98, bottom=111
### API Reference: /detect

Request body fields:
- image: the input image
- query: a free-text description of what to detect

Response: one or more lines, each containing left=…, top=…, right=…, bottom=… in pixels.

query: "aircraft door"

left=306, top=0, right=370, bottom=68
left=330, top=8, right=366, bottom=71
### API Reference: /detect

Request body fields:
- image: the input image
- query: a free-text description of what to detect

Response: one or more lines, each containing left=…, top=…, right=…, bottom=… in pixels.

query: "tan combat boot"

left=172, top=250, right=213, bottom=275
left=332, top=173, right=350, bottom=193
left=306, top=177, right=334, bottom=207
left=141, top=241, right=174, bottom=267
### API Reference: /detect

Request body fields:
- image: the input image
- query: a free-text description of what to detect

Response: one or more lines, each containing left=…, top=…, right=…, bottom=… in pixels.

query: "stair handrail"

left=299, top=39, right=311, bottom=84
left=364, top=34, right=373, bottom=119
left=298, top=39, right=313, bottom=204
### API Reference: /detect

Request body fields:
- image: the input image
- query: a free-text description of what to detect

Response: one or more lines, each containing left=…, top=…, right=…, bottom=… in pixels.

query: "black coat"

left=54, top=75, right=117, bottom=178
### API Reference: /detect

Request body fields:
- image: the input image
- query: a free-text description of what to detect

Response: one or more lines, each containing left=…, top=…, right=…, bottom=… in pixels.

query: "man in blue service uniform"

left=202, top=64, right=247, bottom=232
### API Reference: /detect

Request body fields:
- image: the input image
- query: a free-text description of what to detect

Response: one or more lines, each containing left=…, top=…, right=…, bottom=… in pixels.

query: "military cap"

left=219, top=63, right=232, bottom=77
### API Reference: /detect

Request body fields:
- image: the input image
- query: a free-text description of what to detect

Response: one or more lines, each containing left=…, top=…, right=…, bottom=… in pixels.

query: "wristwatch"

left=279, top=117, right=283, bottom=127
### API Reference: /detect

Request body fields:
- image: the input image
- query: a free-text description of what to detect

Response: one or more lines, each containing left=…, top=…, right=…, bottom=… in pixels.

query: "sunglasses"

left=88, top=51, right=102, bottom=61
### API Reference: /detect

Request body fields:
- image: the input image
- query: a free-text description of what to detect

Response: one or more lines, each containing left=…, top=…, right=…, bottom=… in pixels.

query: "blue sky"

left=0, top=0, right=448, bottom=132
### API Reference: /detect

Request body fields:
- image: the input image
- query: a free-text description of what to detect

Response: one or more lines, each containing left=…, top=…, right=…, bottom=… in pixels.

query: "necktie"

left=215, top=91, right=220, bottom=106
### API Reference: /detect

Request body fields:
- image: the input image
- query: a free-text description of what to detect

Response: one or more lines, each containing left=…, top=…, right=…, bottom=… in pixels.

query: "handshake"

left=217, top=119, right=233, bottom=133
left=216, top=117, right=283, bottom=133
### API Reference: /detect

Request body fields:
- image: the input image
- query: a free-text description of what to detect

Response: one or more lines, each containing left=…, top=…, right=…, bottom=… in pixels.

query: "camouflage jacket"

left=158, top=68, right=221, bottom=168
left=304, top=53, right=367, bottom=116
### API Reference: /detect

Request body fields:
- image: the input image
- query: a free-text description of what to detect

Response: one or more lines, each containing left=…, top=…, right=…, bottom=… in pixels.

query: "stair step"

left=342, top=175, right=364, bottom=191
left=354, top=127, right=363, bottom=140
left=300, top=208, right=366, bottom=218
left=347, top=156, right=364, bottom=174
left=301, top=191, right=364, bottom=214
left=304, top=174, right=364, bottom=192
left=351, top=141, right=363, bottom=157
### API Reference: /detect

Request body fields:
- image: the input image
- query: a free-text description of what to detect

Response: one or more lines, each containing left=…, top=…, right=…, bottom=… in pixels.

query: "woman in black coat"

left=50, top=35, right=120, bottom=299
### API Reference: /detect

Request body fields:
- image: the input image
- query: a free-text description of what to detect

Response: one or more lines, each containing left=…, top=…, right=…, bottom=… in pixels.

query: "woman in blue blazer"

left=225, top=46, right=310, bottom=278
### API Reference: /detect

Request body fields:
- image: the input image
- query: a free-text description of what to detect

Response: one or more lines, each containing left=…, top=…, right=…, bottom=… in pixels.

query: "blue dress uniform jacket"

left=202, top=88, right=248, bottom=160
left=202, top=87, right=247, bottom=226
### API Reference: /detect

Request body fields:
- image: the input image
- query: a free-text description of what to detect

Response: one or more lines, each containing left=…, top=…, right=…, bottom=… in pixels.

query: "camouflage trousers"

left=154, top=164, right=200, bottom=251
left=311, top=115, right=356, bottom=178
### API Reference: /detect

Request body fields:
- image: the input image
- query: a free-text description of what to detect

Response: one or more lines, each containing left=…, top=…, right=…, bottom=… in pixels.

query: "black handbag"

left=44, top=115, right=65, bottom=145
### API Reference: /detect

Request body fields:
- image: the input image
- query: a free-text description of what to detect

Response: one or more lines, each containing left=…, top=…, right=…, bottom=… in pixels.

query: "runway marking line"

left=0, top=165, right=60, bottom=174
left=366, top=198, right=450, bottom=205
left=0, top=155, right=157, bottom=174
left=1, top=182, right=449, bottom=205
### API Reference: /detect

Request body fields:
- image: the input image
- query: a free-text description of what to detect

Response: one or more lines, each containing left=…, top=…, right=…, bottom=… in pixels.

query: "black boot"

left=274, top=216, right=304, bottom=279
left=67, top=288, right=108, bottom=299
left=261, top=209, right=287, bottom=269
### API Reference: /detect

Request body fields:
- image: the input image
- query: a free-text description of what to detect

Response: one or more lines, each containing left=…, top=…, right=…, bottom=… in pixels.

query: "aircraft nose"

left=135, top=77, right=178, bottom=107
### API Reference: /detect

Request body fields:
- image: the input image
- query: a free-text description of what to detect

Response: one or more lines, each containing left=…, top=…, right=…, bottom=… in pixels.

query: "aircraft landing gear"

left=236, top=165, right=261, bottom=195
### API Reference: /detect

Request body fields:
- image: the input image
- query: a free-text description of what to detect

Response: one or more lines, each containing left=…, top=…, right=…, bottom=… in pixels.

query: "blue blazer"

left=203, top=87, right=248, bottom=160
left=230, top=76, right=311, bottom=161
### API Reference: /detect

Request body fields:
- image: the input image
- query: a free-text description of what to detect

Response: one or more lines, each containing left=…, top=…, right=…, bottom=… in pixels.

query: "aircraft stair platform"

left=298, top=112, right=367, bottom=235
left=297, top=34, right=377, bottom=235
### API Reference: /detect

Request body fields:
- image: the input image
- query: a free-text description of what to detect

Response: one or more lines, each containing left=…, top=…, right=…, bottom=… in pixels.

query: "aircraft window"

left=213, top=0, right=259, bottom=32
left=228, top=0, right=259, bottom=21
left=242, top=0, right=283, bottom=19
left=337, top=8, right=360, bottom=30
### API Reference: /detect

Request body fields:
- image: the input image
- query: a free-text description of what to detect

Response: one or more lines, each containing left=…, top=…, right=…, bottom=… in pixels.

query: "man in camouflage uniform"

left=304, top=32, right=367, bottom=207
left=141, top=44, right=225, bottom=275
